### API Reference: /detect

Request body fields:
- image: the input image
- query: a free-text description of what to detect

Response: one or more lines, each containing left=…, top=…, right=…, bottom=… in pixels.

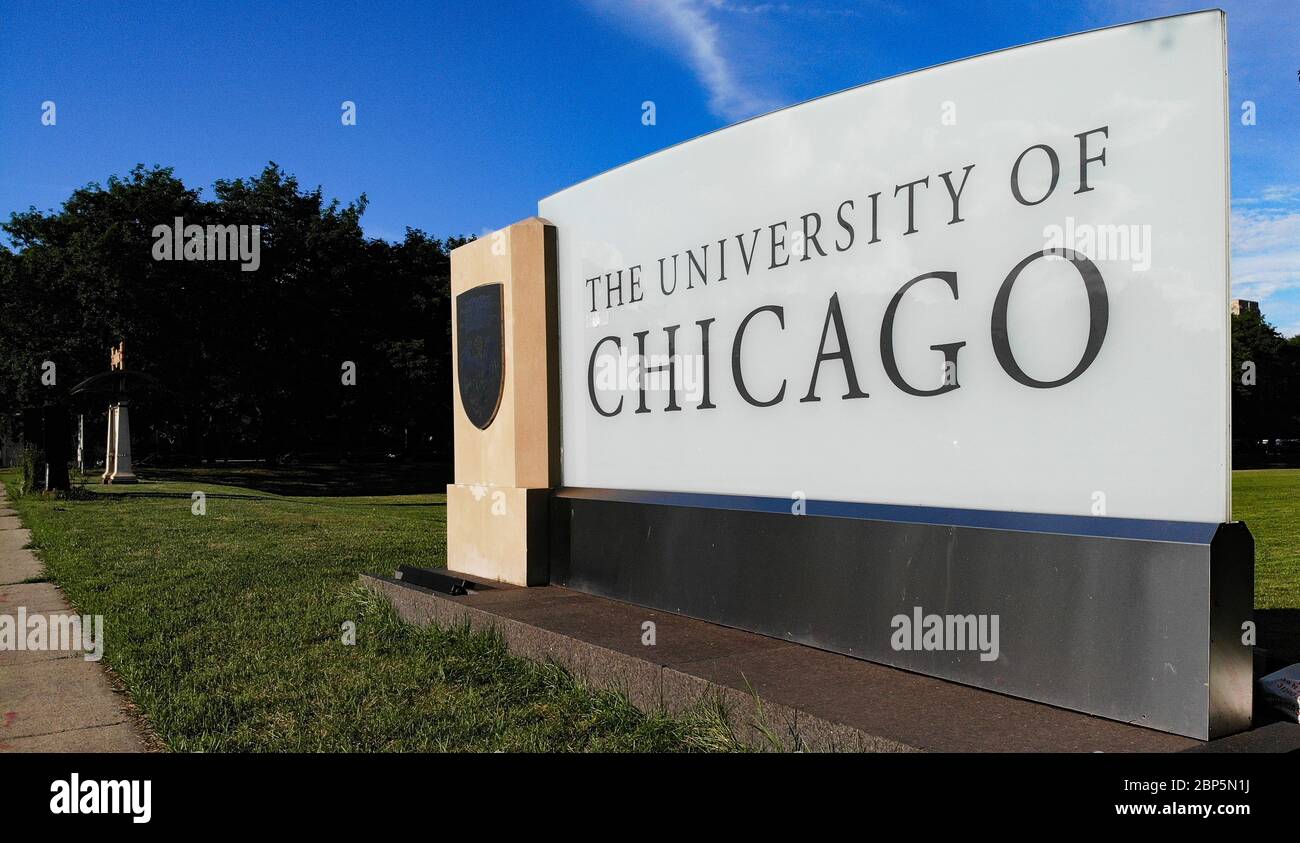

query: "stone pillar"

left=446, top=217, right=558, bottom=586
left=102, top=407, right=116, bottom=482
left=110, top=405, right=137, bottom=483
left=102, top=404, right=138, bottom=485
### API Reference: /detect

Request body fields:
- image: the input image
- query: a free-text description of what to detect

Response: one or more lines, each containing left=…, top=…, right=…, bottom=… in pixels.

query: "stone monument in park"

left=102, top=341, right=137, bottom=484
left=444, top=11, right=1253, bottom=741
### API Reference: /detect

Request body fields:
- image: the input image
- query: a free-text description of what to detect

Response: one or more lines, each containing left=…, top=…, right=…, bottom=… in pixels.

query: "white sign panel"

left=540, top=12, right=1229, bottom=524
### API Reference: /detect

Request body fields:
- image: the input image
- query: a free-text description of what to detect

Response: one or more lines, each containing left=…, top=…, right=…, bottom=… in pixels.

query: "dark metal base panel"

left=550, top=489, right=1255, bottom=740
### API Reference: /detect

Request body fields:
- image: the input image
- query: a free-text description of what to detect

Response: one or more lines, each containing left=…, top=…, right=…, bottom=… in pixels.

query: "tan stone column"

left=102, top=406, right=116, bottom=483
left=446, top=217, right=558, bottom=586
left=108, top=404, right=137, bottom=483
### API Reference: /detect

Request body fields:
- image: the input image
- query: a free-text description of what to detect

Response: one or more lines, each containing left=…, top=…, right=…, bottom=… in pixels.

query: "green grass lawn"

left=0, top=468, right=741, bottom=752
left=1233, top=469, right=1300, bottom=610
left=3, top=466, right=1297, bottom=751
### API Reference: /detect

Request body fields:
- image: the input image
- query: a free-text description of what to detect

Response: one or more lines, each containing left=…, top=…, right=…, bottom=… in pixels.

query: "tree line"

left=1232, top=306, right=1300, bottom=465
left=0, top=163, right=467, bottom=471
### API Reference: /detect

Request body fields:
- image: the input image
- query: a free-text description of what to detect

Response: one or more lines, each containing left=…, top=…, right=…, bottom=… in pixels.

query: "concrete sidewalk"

left=0, top=486, right=150, bottom=752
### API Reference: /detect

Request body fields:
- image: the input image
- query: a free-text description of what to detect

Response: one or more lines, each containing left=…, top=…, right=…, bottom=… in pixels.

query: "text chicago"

left=582, top=126, right=1112, bottom=416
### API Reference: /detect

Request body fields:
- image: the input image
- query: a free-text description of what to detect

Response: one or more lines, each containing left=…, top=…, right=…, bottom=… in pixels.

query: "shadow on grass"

left=93, top=491, right=269, bottom=502
left=141, top=461, right=451, bottom=497
left=77, top=487, right=443, bottom=511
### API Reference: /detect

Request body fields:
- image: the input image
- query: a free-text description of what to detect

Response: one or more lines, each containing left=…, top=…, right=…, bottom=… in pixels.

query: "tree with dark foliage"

left=0, top=163, right=467, bottom=470
left=1231, top=308, right=1300, bottom=465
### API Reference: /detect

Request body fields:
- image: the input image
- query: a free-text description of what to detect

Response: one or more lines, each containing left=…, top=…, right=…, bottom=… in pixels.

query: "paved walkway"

left=0, top=486, right=149, bottom=752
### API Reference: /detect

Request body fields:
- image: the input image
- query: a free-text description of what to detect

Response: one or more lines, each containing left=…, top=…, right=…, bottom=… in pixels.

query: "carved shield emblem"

left=456, top=283, right=505, bottom=430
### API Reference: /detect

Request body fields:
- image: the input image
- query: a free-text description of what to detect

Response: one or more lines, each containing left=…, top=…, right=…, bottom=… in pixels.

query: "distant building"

left=1231, top=299, right=1260, bottom=316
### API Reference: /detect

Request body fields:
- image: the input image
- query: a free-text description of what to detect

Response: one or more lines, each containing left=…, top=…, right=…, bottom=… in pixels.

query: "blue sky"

left=2, top=0, right=1298, bottom=331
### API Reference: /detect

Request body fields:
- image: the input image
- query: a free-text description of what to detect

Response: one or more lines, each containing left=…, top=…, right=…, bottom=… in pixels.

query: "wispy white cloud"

left=1232, top=189, right=1300, bottom=336
left=707, top=1, right=862, bottom=16
left=1235, top=185, right=1300, bottom=207
left=584, top=0, right=784, bottom=122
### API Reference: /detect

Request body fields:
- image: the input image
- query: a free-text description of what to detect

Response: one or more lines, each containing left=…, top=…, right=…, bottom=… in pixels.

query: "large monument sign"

left=543, top=12, right=1230, bottom=523
left=450, top=12, right=1252, bottom=740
